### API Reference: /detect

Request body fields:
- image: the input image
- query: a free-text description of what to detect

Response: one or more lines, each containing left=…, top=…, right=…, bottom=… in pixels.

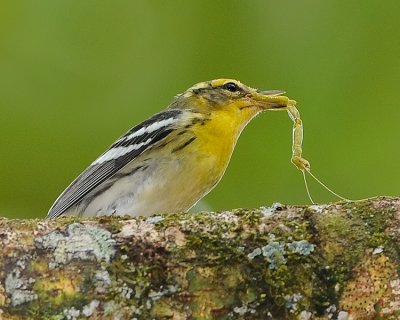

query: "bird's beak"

left=250, top=89, right=293, bottom=110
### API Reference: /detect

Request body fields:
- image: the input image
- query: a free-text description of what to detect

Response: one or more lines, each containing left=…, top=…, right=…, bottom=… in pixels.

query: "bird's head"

left=172, top=79, right=292, bottom=110
left=170, top=79, right=294, bottom=128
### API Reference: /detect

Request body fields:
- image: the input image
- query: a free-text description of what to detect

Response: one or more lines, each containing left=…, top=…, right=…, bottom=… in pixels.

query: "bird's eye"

left=223, top=82, right=239, bottom=92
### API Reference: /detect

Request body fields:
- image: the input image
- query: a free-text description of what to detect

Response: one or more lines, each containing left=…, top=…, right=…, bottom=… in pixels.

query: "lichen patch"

left=4, top=255, right=37, bottom=307
left=35, top=223, right=116, bottom=268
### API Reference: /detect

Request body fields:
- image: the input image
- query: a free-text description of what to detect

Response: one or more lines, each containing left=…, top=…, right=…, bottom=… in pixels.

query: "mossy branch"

left=1, top=197, right=400, bottom=319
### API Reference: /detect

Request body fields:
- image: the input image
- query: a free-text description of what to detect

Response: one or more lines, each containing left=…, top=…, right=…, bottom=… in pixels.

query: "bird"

left=47, top=79, right=289, bottom=219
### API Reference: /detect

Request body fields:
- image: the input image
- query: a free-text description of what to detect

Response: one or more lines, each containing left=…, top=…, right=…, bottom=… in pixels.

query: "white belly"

left=82, top=152, right=225, bottom=217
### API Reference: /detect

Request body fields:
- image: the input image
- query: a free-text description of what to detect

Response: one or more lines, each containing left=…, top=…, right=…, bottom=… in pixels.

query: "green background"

left=1, top=1, right=399, bottom=219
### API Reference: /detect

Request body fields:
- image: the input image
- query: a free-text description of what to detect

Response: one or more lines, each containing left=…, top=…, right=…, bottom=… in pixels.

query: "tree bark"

left=1, top=196, right=400, bottom=320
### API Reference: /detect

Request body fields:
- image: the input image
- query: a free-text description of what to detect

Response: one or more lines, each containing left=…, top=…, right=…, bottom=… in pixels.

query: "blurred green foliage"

left=1, top=1, right=399, bottom=218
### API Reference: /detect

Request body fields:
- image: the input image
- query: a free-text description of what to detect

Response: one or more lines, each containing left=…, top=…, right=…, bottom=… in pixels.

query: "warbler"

left=47, top=79, right=290, bottom=219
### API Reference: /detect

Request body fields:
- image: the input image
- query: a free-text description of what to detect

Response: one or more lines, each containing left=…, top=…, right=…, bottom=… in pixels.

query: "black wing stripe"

left=48, top=131, right=168, bottom=218
left=53, top=163, right=113, bottom=212
left=109, top=109, right=182, bottom=149
left=49, top=162, right=115, bottom=218
left=47, top=110, right=182, bottom=218
left=49, top=130, right=171, bottom=218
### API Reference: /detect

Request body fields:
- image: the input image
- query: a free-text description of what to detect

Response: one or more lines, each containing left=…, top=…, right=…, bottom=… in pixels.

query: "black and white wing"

left=47, top=109, right=183, bottom=218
